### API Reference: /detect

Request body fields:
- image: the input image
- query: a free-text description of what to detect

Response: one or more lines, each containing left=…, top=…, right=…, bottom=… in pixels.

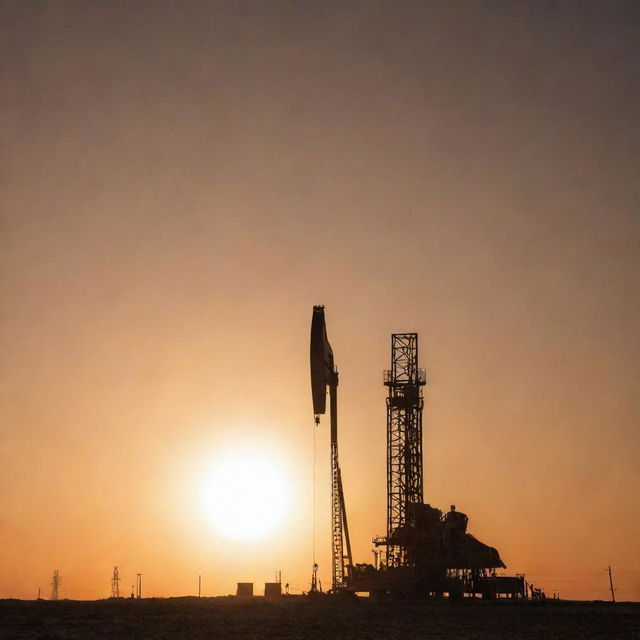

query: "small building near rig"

left=236, top=583, right=253, bottom=597
left=264, top=582, right=282, bottom=599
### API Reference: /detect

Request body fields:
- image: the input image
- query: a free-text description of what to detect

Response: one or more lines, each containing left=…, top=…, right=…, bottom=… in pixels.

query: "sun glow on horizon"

left=201, top=450, right=290, bottom=542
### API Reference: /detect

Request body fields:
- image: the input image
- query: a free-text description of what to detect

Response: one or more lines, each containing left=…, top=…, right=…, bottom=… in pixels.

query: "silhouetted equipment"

left=383, top=334, right=426, bottom=567
left=310, top=306, right=353, bottom=592
left=236, top=582, right=253, bottom=597
left=345, top=332, right=521, bottom=599
left=310, top=562, right=319, bottom=593
left=306, top=314, right=521, bottom=599
left=111, top=566, right=120, bottom=598
left=51, top=570, right=60, bottom=601
left=136, top=573, right=142, bottom=599
left=529, top=583, right=546, bottom=601
left=198, top=574, right=202, bottom=598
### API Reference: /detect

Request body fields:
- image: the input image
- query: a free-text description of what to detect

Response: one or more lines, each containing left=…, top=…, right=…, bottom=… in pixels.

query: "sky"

left=1, top=0, right=639, bottom=601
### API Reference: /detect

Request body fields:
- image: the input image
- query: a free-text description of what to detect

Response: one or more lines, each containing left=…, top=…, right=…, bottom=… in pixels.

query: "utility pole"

left=37, top=587, right=41, bottom=600
left=608, top=566, right=616, bottom=603
left=111, top=566, right=120, bottom=598
left=198, top=574, right=202, bottom=598
left=136, top=573, right=142, bottom=599
left=51, top=570, right=60, bottom=601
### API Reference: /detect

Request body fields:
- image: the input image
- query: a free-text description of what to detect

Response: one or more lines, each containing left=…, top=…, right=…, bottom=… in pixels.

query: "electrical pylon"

left=51, top=570, right=61, bottom=601
left=111, top=566, right=120, bottom=598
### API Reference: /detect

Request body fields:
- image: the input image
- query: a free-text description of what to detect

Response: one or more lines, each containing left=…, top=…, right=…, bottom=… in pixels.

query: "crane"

left=310, top=305, right=353, bottom=591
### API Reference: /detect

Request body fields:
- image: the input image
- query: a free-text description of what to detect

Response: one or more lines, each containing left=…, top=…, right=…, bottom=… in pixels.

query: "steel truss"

left=329, top=377, right=352, bottom=590
left=384, top=333, right=426, bottom=567
left=310, top=306, right=352, bottom=592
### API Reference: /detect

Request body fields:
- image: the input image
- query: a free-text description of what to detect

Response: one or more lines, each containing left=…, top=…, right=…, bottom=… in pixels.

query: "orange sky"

left=2, top=1, right=639, bottom=601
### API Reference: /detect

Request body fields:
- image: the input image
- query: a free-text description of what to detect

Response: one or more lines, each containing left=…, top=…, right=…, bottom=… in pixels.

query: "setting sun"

left=201, top=451, right=290, bottom=542
left=2, top=4, right=639, bottom=636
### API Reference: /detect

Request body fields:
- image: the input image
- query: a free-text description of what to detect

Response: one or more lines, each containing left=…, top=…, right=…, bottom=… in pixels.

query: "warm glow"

left=2, top=1, right=639, bottom=605
left=201, top=451, right=290, bottom=542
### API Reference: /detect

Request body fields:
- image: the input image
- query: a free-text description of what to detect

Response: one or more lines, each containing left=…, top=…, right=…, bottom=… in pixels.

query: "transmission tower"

left=111, top=566, right=120, bottom=598
left=51, top=570, right=61, bottom=601
left=384, top=333, right=426, bottom=567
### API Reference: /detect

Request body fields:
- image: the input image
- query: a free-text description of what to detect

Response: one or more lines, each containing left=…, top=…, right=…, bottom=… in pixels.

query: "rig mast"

left=384, top=333, right=426, bottom=567
left=310, top=305, right=353, bottom=590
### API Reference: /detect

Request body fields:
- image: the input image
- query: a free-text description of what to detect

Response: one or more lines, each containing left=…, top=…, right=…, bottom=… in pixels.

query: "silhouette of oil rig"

left=310, top=305, right=524, bottom=600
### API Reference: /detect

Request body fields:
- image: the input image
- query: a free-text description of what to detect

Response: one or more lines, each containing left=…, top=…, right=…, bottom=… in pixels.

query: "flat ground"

left=1, top=597, right=638, bottom=639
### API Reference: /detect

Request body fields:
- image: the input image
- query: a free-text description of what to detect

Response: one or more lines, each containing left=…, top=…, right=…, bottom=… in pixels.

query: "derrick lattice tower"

left=384, top=333, right=426, bottom=567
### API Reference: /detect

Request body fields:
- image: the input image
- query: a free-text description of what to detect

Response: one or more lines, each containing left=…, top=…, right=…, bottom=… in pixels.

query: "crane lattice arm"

left=310, top=305, right=352, bottom=591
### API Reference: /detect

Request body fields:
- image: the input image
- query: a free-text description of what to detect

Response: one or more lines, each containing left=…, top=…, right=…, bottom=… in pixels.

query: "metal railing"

left=383, top=368, right=426, bottom=385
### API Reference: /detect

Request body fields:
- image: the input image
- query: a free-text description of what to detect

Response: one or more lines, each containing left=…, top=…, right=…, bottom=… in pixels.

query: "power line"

left=522, top=572, right=612, bottom=576
left=612, top=570, right=640, bottom=574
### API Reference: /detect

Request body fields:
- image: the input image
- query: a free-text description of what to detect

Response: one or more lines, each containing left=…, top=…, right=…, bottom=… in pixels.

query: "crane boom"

left=310, top=305, right=352, bottom=591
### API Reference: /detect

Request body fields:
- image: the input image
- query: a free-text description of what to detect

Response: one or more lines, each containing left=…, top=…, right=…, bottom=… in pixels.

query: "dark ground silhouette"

left=1, top=597, right=638, bottom=639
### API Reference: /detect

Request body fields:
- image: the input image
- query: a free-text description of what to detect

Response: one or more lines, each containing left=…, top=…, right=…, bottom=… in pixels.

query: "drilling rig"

left=383, top=333, right=426, bottom=568
left=308, top=310, right=523, bottom=599
left=346, top=332, right=523, bottom=600
left=310, top=305, right=353, bottom=592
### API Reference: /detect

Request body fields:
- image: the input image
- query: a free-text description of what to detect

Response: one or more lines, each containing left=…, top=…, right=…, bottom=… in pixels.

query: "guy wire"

left=313, top=417, right=317, bottom=568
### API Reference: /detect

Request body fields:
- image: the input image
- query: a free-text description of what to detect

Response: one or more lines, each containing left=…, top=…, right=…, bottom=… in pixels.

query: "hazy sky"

left=2, top=0, right=639, bottom=600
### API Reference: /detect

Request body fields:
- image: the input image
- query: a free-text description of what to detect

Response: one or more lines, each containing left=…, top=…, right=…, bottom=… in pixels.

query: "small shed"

left=264, top=582, right=282, bottom=599
left=236, top=582, right=253, bottom=597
